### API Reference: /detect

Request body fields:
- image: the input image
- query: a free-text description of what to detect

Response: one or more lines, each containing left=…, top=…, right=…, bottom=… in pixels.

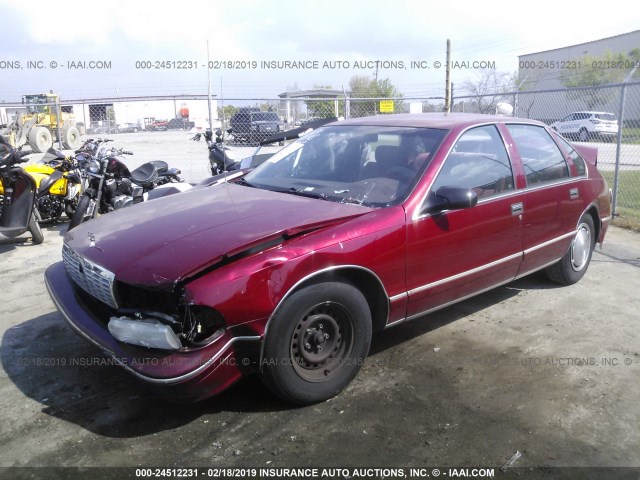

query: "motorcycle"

left=191, top=128, right=239, bottom=175
left=69, top=141, right=190, bottom=230
left=0, top=137, right=44, bottom=244
left=24, top=147, right=83, bottom=223
left=193, top=118, right=340, bottom=175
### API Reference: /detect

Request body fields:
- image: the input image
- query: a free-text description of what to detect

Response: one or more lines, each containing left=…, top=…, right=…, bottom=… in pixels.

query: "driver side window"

left=430, top=125, right=514, bottom=199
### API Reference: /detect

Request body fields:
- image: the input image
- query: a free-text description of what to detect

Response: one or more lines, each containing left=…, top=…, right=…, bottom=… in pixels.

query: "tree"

left=217, top=105, right=238, bottom=124
left=461, top=69, right=516, bottom=114
left=349, top=76, right=402, bottom=117
left=304, top=84, right=340, bottom=119
left=560, top=50, right=640, bottom=109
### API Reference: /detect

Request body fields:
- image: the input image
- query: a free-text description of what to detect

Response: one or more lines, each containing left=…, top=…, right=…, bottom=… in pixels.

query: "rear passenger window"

left=554, top=135, right=587, bottom=176
left=431, top=125, right=514, bottom=199
left=507, top=124, right=570, bottom=186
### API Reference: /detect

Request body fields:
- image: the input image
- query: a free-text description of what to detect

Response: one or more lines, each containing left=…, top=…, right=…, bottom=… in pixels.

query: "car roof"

left=335, top=112, right=547, bottom=129
left=572, top=111, right=615, bottom=115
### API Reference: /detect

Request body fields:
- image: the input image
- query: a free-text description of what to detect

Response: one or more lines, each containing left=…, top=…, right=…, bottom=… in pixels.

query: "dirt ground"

left=1, top=221, right=639, bottom=478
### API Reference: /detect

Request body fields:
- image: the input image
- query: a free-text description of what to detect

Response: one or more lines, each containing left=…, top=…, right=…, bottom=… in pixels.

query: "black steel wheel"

left=261, top=282, right=372, bottom=405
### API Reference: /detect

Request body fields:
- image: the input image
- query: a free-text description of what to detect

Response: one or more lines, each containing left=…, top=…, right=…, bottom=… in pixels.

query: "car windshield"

left=242, top=125, right=447, bottom=207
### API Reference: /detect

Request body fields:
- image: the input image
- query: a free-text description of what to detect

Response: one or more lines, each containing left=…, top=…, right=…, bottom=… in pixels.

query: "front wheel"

left=546, top=214, right=596, bottom=285
left=261, top=282, right=372, bottom=405
left=68, top=194, right=94, bottom=230
left=28, top=211, right=44, bottom=244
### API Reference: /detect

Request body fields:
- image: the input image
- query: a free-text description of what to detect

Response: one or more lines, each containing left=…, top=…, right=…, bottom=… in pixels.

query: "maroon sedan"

left=45, top=113, right=611, bottom=404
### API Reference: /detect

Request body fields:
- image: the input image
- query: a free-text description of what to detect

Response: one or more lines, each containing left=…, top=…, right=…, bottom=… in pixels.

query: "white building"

left=517, top=30, right=640, bottom=121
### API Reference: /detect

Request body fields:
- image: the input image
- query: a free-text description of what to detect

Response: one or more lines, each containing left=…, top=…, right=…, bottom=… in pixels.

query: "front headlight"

left=88, top=160, right=100, bottom=174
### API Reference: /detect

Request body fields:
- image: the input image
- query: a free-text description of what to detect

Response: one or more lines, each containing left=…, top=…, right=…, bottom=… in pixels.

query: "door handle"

left=511, top=202, right=523, bottom=215
left=569, top=188, right=579, bottom=199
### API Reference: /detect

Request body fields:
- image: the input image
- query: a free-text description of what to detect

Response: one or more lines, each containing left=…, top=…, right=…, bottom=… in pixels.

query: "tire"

left=546, top=214, right=596, bottom=285
left=28, top=211, right=44, bottom=244
left=261, top=282, right=372, bottom=405
left=62, top=126, right=81, bottom=150
left=578, top=128, right=589, bottom=142
left=28, top=127, right=53, bottom=153
left=68, top=194, right=93, bottom=230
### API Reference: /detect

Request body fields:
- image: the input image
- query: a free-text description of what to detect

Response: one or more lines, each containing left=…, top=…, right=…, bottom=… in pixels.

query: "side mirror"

left=214, top=128, right=223, bottom=137
left=421, top=186, right=478, bottom=215
left=204, top=130, right=213, bottom=142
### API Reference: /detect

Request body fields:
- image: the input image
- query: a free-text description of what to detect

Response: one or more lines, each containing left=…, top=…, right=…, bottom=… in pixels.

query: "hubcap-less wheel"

left=571, top=223, right=591, bottom=271
left=261, top=281, right=372, bottom=404
left=290, top=303, right=354, bottom=382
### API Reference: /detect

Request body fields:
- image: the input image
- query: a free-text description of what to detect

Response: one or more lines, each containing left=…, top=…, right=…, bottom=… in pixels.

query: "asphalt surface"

left=0, top=215, right=639, bottom=477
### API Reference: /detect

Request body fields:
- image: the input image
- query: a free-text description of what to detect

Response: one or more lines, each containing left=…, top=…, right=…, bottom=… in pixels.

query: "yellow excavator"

left=1, top=92, right=81, bottom=152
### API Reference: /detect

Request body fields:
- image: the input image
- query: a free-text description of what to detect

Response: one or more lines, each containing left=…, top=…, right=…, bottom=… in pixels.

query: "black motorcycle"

left=68, top=141, right=186, bottom=230
left=193, top=118, right=339, bottom=175
left=0, top=137, right=44, bottom=244
left=191, top=128, right=240, bottom=175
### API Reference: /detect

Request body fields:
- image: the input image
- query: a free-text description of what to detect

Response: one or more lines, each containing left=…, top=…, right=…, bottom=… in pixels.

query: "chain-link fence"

left=2, top=84, right=639, bottom=228
left=453, top=81, right=640, bottom=229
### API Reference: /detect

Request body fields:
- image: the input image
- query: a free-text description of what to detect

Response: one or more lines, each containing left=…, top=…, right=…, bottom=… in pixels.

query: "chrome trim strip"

left=389, top=292, right=407, bottom=303
left=521, top=177, right=582, bottom=193
left=514, top=257, right=562, bottom=280
left=601, top=216, right=611, bottom=223
left=407, top=252, right=522, bottom=296
left=387, top=254, right=565, bottom=329
left=45, top=274, right=261, bottom=385
left=523, top=231, right=575, bottom=255
left=387, top=275, right=518, bottom=328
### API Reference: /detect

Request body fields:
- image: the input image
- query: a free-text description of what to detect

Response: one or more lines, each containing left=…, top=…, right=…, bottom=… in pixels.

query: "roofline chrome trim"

left=45, top=274, right=261, bottom=385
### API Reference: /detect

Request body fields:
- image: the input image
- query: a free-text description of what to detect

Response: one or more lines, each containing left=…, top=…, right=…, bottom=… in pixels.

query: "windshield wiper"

left=282, top=187, right=328, bottom=200
left=233, top=176, right=256, bottom=188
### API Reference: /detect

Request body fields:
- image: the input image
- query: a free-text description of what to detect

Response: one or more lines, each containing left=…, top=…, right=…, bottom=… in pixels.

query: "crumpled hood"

left=65, top=182, right=370, bottom=288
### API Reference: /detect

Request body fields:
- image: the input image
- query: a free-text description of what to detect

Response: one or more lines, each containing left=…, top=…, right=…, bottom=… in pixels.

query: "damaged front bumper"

left=45, top=261, right=261, bottom=402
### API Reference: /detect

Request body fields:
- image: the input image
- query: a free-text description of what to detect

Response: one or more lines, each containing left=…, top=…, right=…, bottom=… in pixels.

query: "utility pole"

left=444, top=39, right=451, bottom=113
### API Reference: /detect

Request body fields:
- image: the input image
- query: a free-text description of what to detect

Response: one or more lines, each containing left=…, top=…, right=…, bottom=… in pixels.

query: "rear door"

left=504, top=124, right=584, bottom=276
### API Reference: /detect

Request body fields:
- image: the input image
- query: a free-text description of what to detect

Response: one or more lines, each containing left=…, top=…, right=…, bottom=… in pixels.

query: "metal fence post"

left=612, top=83, right=627, bottom=218
left=54, top=97, right=63, bottom=149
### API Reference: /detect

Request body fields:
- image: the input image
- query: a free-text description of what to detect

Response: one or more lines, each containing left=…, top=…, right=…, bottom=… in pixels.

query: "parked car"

left=167, top=118, right=195, bottom=130
left=230, top=109, right=284, bottom=143
left=550, top=111, right=619, bottom=142
left=117, top=123, right=140, bottom=133
left=46, top=113, right=611, bottom=405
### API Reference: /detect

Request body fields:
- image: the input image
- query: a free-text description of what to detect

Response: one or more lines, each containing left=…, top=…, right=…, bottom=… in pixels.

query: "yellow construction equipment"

left=1, top=92, right=81, bottom=152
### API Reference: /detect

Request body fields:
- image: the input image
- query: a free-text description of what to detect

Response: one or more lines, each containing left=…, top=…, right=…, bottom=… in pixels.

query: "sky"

left=1, top=0, right=639, bottom=103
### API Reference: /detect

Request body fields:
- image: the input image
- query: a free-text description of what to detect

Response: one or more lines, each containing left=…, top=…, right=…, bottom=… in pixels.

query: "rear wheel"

left=68, top=194, right=93, bottom=230
left=28, top=211, right=44, bottom=244
left=261, top=282, right=372, bottom=405
left=546, top=214, right=596, bottom=285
